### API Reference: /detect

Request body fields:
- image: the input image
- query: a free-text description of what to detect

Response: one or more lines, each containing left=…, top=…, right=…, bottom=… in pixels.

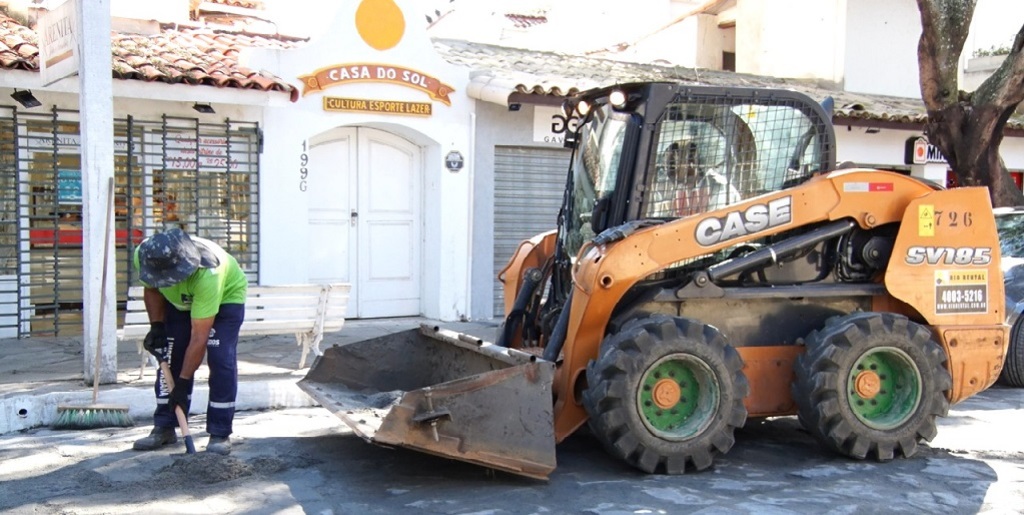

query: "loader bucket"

left=298, top=324, right=557, bottom=479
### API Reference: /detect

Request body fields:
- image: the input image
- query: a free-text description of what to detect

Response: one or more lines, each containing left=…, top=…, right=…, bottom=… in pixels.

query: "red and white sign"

left=843, top=182, right=894, bottom=192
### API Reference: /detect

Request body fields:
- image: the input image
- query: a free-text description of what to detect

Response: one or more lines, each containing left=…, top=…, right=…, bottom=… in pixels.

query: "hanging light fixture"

left=11, top=89, right=41, bottom=108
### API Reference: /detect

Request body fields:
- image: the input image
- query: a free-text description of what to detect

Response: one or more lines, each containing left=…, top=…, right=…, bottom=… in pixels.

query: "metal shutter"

left=493, top=146, right=570, bottom=316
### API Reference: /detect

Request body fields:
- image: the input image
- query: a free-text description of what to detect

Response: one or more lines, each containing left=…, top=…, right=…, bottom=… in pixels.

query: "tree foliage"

left=917, top=0, right=1024, bottom=207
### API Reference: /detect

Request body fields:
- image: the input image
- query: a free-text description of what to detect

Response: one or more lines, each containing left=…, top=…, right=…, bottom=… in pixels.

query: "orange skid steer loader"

left=299, top=83, right=1009, bottom=479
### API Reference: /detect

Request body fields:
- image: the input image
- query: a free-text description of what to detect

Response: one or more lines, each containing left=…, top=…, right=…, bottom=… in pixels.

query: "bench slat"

left=126, top=294, right=349, bottom=312
left=121, top=284, right=350, bottom=341
left=124, top=306, right=347, bottom=324
left=126, top=284, right=350, bottom=297
left=238, top=319, right=346, bottom=335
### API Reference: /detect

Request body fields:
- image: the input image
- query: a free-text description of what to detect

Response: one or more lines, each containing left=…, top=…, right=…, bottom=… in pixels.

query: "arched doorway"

left=306, top=127, right=422, bottom=318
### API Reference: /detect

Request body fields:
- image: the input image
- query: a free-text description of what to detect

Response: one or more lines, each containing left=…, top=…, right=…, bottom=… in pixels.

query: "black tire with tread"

left=998, top=319, right=1024, bottom=387
left=792, top=312, right=951, bottom=461
left=582, top=314, right=748, bottom=474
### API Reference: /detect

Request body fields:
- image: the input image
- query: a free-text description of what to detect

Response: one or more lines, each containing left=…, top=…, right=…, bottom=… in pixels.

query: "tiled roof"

left=0, top=14, right=301, bottom=99
left=112, top=24, right=301, bottom=98
left=0, top=15, right=38, bottom=71
left=434, top=38, right=1024, bottom=132
left=504, top=14, right=547, bottom=29
left=0, top=11, right=1017, bottom=131
left=202, top=0, right=264, bottom=9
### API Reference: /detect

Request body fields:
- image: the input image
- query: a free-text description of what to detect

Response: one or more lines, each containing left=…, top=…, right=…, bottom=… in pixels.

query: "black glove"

left=143, top=322, right=168, bottom=360
left=168, top=377, right=193, bottom=414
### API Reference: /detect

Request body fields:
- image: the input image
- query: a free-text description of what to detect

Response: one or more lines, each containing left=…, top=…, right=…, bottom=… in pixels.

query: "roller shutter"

left=493, top=146, right=570, bottom=316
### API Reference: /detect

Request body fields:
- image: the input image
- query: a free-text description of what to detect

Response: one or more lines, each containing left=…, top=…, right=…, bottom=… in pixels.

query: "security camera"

left=508, top=103, right=522, bottom=112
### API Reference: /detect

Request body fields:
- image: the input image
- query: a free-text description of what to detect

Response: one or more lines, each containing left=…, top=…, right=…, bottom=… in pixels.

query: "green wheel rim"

left=847, top=346, right=922, bottom=430
left=637, top=354, right=719, bottom=440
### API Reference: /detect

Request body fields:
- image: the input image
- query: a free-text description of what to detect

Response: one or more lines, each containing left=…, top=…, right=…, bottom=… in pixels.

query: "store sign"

left=24, top=133, right=128, bottom=151
left=298, top=63, right=455, bottom=106
left=164, top=135, right=243, bottom=170
left=323, top=96, right=432, bottom=116
left=38, top=0, right=79, bottom=86
left=57, top=169, right=81, bottom=203
left=905, top=136, right=947, bottom=164
left=533, top=106, right=579, bottom=144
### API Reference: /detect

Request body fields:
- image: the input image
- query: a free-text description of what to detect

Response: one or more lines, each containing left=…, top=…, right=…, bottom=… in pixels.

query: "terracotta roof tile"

left=0, top=14, right=301, bottom=98
left=206, top=0, right=264, bottom=9
left=433, top=38, right=1024, bottom=131
left=504, top=14, right=547, bottom=29
left=0, top=15, right=36, bottom=71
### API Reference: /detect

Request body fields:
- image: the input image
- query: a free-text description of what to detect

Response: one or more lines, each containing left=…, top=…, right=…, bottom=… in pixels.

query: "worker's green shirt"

left=134, top=237, right=248, bottom=319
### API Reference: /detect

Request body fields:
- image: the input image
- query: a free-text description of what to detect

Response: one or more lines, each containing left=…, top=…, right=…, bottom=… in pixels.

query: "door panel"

left=308, top=131, right=357, bottom=317
left=357, top=130, right=421, bottom=317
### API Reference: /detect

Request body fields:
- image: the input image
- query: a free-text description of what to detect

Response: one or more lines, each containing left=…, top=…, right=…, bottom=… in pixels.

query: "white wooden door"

left=356, top=129, right=421, bottom=317
left=307, top=128, right=421, bottom=318
left=307, top=131, right=358, bottom=317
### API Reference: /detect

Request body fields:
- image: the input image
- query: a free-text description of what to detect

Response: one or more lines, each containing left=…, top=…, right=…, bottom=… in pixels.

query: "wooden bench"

left=119, top=283, right=351, bottom=373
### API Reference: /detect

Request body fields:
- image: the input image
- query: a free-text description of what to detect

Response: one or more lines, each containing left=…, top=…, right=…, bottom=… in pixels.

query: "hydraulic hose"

left=542, top=290, right=573, bottom=362
left=496, top=268, right=544, bottom=347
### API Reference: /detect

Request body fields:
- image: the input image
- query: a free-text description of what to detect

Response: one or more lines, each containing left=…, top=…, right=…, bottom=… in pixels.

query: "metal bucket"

left=298, top=324, right=557, bottom=479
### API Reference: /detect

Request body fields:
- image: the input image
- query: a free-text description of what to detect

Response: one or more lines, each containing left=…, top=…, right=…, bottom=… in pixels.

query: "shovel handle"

left=159, top=360, right=196, bottom=454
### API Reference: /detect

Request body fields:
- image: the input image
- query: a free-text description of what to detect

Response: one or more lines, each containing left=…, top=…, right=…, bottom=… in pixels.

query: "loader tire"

left=583, top=315, right=748, bottom=474
left=998, top=319, right=1024, bottom=387
left=792, top=312, right=951, bottom=461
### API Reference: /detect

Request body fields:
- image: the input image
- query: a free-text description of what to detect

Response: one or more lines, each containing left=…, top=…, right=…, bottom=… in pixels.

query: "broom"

left=54, top=178, right=134, bottom=429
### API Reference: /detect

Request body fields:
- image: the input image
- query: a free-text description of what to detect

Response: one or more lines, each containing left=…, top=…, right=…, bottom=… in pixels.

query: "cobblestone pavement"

left=1, top=385, right=1021, bottom=514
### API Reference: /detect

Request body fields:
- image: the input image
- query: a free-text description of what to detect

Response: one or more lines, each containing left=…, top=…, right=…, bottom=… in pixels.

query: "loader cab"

left=560, top=83, right=836, bottom=261
left=548, top=83, right=840, bottom=320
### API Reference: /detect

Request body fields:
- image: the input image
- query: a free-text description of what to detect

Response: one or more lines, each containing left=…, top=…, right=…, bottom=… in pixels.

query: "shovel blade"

left=299, top=325, right=557, bottom=479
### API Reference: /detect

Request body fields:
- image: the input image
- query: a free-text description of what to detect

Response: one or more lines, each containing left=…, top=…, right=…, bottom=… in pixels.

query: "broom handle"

left=92, top=177, right=115, bottom=404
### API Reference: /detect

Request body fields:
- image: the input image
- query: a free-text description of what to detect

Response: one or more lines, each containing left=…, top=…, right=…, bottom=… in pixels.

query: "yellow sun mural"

left=355, top=0, right=406, bottom=51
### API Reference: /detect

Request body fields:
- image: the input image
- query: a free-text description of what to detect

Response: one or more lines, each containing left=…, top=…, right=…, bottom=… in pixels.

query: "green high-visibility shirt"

left=134, top=237, right=248, bottom=319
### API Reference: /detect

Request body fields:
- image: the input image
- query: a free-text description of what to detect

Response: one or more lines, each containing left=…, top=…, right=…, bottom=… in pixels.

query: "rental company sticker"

left=843, top=182, right=894, bottom=192
left=934, top=269, right=988, bottom=314
left=918, top=204, right=935, bottom=237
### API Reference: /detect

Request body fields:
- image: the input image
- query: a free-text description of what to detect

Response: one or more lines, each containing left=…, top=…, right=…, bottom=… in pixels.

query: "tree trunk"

left=917, top=0, right=1024, bottom=208
left=925, top=104, right=1024, bottom=207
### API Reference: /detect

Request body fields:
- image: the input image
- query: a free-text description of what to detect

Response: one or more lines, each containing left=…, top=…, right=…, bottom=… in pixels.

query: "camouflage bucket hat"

left=138, top=229, right=201, bottom=287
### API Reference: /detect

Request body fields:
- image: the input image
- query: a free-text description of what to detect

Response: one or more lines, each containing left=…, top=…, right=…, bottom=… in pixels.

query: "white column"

left=77, top=0, right=116, bottom=384
left=910, top=163, right=949, bottom=186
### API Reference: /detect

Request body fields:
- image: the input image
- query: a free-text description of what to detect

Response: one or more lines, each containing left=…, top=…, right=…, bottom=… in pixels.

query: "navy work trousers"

left=152, top=301, right=245, bottom=437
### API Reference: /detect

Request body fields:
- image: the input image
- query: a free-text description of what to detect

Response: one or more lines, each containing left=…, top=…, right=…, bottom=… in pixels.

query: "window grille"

left=0, top=106, right=261, bottom=337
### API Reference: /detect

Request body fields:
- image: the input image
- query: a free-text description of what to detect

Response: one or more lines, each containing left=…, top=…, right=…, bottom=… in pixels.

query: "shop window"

left=0, top=108, right=261, bottom=337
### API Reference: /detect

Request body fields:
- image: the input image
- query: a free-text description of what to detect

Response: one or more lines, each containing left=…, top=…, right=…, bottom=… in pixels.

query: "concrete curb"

left=1, top=378, right=318, bottom=434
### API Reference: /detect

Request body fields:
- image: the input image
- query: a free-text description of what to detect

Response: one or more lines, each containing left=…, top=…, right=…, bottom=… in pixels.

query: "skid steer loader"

left=300, top=82, right=1009, bottom=480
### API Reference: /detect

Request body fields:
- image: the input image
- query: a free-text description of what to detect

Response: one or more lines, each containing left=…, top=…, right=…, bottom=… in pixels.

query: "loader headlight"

left=609, top=90, right=627, bottom=108
left=576, top=100, right=591, bottom=117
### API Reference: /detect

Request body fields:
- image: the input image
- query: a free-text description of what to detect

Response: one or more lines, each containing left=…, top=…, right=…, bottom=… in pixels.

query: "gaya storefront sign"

left=533, top=106, right=579, bottom=144
left=905, top=136, right=948, bottom=164
left=323, top=97, right=432, bottom=116
left=299, top=63, right=455, bottom=106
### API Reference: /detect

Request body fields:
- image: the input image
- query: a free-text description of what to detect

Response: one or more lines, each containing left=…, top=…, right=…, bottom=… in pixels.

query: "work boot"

left=132, top=426, right=177, bottom=451
left=207, top=436, right=231, bottom=455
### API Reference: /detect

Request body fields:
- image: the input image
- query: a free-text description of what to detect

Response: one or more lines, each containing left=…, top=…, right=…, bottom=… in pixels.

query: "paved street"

left=1, top=385, right=1021, bottom=514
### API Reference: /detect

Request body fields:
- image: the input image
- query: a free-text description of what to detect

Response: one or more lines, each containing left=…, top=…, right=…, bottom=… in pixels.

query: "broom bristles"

left=54, top=404, right=134, bottom=430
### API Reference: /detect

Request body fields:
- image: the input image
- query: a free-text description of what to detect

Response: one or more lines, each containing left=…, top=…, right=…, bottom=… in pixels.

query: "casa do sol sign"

left=299, top=63, right=455, bottom=106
